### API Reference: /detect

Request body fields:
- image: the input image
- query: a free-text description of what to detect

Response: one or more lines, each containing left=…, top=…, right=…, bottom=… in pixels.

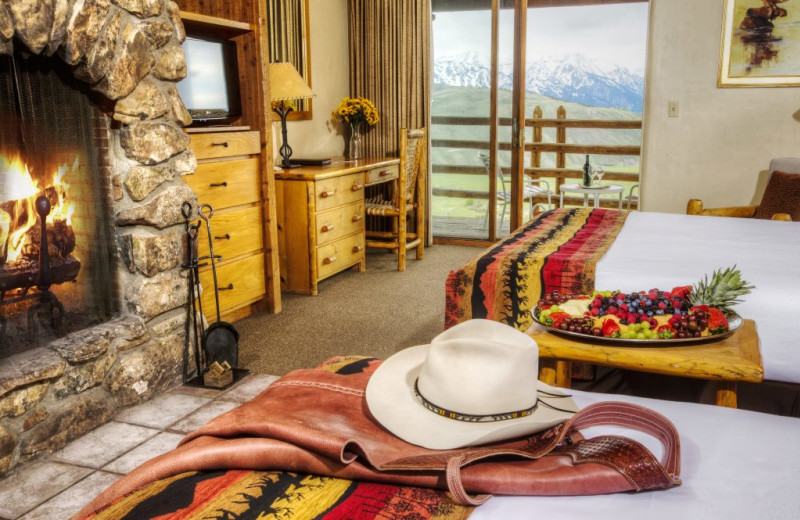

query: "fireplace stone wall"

left=0, top=0, right=199, bottom=475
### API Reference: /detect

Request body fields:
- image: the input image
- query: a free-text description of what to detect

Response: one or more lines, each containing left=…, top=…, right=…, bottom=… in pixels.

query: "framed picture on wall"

left=719, top=0, right=800, bottom=87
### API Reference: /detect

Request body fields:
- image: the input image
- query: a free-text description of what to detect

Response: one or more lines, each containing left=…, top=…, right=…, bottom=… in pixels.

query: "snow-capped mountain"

left=433, top=52, right=644, bottom=113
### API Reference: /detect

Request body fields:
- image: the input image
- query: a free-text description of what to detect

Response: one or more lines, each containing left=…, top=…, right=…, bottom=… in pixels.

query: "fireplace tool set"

left=182, top=202, right=247, bottom=389
left=0, top=194, right=78, bottom=344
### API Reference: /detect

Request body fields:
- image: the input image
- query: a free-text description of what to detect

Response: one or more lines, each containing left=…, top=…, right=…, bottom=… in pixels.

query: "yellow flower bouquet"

left=331, top=97, right=380, bottom=126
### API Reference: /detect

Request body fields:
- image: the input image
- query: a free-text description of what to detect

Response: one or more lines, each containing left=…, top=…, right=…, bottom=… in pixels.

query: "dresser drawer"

left=198, top=253, right=265, bottom=315
left=366, top=164, right=399, bottom=185
left=185, top=158, right=260, bottom=209
left=196, top=206, right=263, bottom=261
left=314, top=173, right=364, bottom=212
left=315, top=202, right=364, bottom=246
left=316, top=234, right=365, bottom=280
left=189, top=131, right=261, bottom=160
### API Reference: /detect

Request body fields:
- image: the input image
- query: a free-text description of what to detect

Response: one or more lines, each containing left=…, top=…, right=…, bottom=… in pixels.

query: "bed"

left=445, top=208, right=800, bottom=386
left=74, top=358, right=800, bottom=520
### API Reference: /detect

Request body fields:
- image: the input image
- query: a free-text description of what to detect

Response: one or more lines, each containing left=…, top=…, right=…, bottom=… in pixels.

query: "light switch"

left=668, top=100, right=679, bottom=118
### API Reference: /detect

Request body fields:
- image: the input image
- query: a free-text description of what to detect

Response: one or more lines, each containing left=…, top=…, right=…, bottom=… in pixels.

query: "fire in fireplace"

left=0, top=51, right=118, bottom=354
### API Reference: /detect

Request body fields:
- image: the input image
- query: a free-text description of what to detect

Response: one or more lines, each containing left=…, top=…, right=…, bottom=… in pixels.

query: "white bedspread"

left=594, top=212, right=800, bottom=384
left=473, top=390, right=800, bottom=520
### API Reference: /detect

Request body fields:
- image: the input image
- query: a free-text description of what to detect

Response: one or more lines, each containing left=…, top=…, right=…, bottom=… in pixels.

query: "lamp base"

left=277, top=163, right=303, bottom=169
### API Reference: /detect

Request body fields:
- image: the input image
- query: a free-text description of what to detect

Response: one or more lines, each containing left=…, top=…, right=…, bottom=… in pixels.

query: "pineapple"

left=689, top=265, right=754, bottom=315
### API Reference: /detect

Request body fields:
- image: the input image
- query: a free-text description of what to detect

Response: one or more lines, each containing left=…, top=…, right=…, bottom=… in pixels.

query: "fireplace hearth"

left=0, top=0, right=199, bottom=476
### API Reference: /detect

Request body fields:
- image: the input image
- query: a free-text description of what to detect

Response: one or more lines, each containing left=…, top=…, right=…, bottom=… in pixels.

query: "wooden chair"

left=687, top=158, right=799, bottom=222
left=365, top=128, right=426, bottom=271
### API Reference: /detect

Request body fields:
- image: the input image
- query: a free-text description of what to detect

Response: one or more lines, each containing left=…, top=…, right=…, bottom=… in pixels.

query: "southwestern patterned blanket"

left=445, top=208, right=629, bottom=331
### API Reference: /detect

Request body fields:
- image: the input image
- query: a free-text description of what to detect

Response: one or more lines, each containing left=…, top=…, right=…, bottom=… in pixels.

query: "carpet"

left=236, top=244, right=483, bottom=376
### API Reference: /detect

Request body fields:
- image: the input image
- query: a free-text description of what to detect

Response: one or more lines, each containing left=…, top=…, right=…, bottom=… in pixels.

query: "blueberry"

left=637, top=309, right=644, bottom=314
left=647, top=311, right=654, bottom=317
left=656, top=310, right=665, bottom=315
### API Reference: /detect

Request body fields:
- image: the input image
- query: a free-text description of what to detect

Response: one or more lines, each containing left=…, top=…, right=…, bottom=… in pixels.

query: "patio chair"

left=625, top=184, right=639, bottom=210
left=478, top=153, right=552, bottom=232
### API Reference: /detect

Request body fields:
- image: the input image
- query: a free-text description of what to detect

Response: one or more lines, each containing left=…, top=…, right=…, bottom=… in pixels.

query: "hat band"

left=413, top=378, right=536, bottom=423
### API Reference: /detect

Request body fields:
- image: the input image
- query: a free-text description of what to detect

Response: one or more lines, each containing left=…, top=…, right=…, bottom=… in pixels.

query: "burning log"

left=0, top=255, right=81, bottom=293
left=0, top=208, right=9, bottom=265
left=21, top=219, right=76, bottom=259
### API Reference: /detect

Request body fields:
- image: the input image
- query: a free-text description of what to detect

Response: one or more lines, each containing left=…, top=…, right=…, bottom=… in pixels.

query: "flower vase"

left=348, top=123, right=362, bottom=160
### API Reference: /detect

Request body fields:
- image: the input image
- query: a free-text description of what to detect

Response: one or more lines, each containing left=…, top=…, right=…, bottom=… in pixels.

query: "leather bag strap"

left=566, top=401, right=681, bottom=476
left=443, top=401, right=681, bottom=504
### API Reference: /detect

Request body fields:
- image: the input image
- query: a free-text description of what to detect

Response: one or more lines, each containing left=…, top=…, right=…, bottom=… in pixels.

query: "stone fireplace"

left=0, top=0, right=199, bottom=475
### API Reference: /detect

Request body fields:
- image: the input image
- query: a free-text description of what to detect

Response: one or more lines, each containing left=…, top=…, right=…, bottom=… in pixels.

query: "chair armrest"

left=686, top=199, right=759, bottom=218
left=529, top=179, right=552, bottom=193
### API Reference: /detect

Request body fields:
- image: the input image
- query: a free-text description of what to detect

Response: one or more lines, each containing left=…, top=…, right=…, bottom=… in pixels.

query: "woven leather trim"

left=555, top=435, right=680, bottom=490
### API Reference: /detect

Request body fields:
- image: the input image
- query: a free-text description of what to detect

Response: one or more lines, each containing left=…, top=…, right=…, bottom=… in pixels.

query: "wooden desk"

left=530, top=319, right=764, bottom=408
left=275, top=157, right=400, bottom=295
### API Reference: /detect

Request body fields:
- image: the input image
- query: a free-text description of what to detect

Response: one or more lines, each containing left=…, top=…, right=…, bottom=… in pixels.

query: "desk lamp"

left=269, top=62, right=314, bottom=169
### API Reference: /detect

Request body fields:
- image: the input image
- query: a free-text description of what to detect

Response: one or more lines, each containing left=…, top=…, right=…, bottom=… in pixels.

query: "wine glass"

left=592, top=166, right=605, bottom=185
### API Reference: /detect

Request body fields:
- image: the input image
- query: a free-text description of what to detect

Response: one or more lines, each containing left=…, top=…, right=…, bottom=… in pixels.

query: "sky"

left=433, top=3, right=650, bottom=73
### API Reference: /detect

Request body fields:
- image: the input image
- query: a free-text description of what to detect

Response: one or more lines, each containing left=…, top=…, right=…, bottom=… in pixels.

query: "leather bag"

left=76, top=358, right=681, bottom=517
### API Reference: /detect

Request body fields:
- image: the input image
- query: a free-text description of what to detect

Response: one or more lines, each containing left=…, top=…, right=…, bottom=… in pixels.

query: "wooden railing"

left=431, top=106, right=642, bottom=207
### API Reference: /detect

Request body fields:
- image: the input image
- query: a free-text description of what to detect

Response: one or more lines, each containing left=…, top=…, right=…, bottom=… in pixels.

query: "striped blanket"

left=445, top=208, right=629, bottom=331
left=82, top=357, right=474, bottom=520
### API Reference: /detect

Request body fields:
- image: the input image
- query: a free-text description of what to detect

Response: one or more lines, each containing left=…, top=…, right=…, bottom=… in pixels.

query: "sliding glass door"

left=430, top=0, right=648, bottom=242
left=430, top=0, right=521, bottom=242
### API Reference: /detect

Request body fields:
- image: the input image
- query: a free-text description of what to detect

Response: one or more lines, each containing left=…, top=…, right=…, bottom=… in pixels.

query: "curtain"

left=348, top=0, right=430, bottom=156
left=348, top=0, right=431, bottom=239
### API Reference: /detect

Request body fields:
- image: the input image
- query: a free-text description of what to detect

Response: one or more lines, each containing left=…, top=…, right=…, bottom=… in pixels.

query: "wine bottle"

left=582, top=155, right=591, bottom=187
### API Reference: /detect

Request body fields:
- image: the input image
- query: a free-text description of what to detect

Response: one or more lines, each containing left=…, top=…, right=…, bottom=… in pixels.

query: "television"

left=177, top=35, right=242, bottom=125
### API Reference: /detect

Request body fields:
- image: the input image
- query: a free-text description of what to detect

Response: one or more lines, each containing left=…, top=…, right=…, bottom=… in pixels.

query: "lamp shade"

left=269, top=62, right=314, bottom=101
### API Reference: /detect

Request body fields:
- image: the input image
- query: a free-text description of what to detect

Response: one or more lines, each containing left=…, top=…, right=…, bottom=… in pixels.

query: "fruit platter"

left=532, top=266, right=752, bottom=345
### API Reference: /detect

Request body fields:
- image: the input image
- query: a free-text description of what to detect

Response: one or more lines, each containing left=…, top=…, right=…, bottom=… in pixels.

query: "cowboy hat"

left=365, top=319, right=578, bottom=450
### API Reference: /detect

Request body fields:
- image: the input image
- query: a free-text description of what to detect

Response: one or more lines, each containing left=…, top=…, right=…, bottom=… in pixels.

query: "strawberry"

left=548, top=312, right=572, bottom=328
left=657, top=324, right=676, bottom=339
left=602, top=318, right=621, bottom=338
left=707, top=307, right=729, bottom=335
left=671, top=285, right=692, bottom=299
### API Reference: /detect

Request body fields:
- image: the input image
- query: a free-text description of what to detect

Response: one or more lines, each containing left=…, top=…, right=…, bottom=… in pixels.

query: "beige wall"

left=641, top=0, right=800, bottom=213
left=274, top=0, right=350, bottom=161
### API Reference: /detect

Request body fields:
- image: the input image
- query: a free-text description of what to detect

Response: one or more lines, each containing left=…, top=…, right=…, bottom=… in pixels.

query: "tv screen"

left=177, top=36, right=242, bottom=125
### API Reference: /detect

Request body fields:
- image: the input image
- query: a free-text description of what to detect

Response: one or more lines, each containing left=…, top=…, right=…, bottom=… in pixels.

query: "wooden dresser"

left=275, top=158, right=400, bottom=295
left=184, top=129, right=267, bottom=322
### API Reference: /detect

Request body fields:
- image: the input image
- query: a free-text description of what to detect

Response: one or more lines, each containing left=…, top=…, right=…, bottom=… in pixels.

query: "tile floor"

left=0, top=373, right=279, bottom=520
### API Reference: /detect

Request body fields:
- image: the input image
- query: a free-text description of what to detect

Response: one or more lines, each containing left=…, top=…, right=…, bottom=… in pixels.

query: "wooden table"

left=530, top=319, right=764, bottom=408
left=275, top=157, right=400, bottom=295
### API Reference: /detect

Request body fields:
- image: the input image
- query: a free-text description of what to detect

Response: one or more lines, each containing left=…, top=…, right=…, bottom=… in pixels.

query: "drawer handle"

left=321, top=224, right=334, bottom=233
left=352, top=245, right=364, bottom=253
left=212, top=141, right=229, bottom=147
left=323, top=255, right=337, bottom=265
left=214, top=233, right=231, bottom=241
left=320, top=190, right=336, bottom=198
left=351, top=183, right=364, bottom=192
left=210, top=181, right=228, bottom=188
left=379, top=170, right=393, bottom=177
left=219, top=283, right=234, bottom=291
left=351, top=215, right=363, bottom=222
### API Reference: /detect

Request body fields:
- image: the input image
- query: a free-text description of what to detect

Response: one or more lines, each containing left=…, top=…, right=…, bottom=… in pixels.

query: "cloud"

left=434, top=3, right=649, bottom=72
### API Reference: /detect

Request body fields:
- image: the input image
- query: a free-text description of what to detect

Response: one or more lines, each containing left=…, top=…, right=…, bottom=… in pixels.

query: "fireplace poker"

left=181, top=202, right=205, bottom=381
left=197, top=204, right=239, bottom=368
